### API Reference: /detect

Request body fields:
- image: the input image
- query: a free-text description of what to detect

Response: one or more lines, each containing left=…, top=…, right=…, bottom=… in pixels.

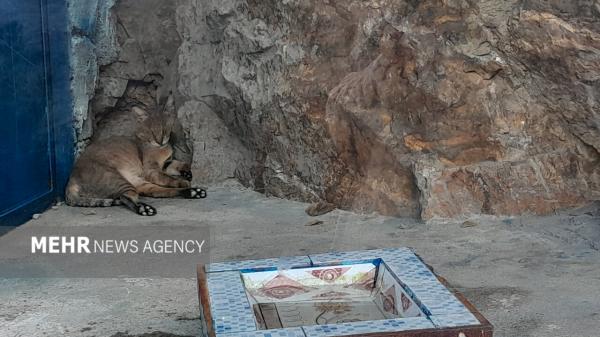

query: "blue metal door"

left=0, top=0, right=73, bottom=226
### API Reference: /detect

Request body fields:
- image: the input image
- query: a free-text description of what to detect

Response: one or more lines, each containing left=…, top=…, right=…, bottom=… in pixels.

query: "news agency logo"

left=0, top=225, right=210, bottom=277
left=31, top=236, right=206, bottom=254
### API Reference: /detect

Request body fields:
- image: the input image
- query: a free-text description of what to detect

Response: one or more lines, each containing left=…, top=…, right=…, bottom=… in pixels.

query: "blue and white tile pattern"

left=207, top=255, right=312, bottom=273
left=217, top=328, right=306, bottom=337
left=206, top=271, right=257, bottom=333
left=204, top=248, right=483, bottom=337
left=302, top=317, right=434, bottom=337
left=430, top=313, right=480, bottom=327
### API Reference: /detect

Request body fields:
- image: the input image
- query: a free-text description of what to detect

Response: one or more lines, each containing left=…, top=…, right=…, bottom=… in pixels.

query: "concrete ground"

left=0, top=184, right=599, bottom=337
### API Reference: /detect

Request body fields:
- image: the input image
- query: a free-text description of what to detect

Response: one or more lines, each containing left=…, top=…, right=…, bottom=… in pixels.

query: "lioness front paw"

left=183, top=187, right=207, bottom=199
left=137, top=203, right=157, bottom=216
left=181, top=170, right=193, bottom=181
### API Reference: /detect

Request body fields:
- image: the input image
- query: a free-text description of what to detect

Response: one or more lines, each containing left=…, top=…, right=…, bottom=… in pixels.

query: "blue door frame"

left=0, top=0, right=73, bottom=226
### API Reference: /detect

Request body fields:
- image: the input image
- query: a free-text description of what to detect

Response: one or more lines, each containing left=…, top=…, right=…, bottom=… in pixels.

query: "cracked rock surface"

left=72, top=0, right=600, bottom=218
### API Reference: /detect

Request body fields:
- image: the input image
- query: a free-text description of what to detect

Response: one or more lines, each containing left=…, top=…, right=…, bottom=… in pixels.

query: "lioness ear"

left=132, top=106, right=149, bottom=122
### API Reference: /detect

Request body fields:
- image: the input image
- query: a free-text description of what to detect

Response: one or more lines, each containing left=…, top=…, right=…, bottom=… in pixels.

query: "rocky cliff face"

left=75, top=0, right=600, bottom=219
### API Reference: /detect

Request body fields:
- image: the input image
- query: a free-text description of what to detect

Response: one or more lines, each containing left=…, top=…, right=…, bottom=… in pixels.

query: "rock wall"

left=74, top=0, right=600, bottom=219
left=68, top=0, right=118, bottom=152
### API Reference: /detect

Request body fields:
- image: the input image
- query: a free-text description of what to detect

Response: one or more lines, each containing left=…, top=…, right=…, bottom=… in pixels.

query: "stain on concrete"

left=458, top=286, right=531, bottom=311
left=506, top=317, right=543, bottom=337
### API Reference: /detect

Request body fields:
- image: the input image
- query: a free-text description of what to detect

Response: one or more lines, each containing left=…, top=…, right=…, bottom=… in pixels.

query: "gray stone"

left=70, top=36, right=98, bottom=151
left=67, top=0, right=118, bottom=152
left=71, top=0, right=600, bottom=219
left=177, top=100, right=253, bottom=184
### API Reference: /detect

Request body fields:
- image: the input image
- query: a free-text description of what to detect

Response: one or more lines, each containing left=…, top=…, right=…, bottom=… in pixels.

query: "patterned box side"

left=213, top=315, right=259, bottom=334
left=217, top=327, right=307, bottom=337
left=301, top=317, right=434, bottom=337
left=375, top=263, right=424, bottom=318
left=274, top=249, right=474, bottom=318
left=378, top=250, right=474, bottom=318
left=308, top=248, right=413, bottom=266
left=206, top=249, right=482, bottom=336
left=430, top=312, right=481, bottom=328
left=207, top=255, right=312, bottom=273
left=207, top=271, right=257, bottom=333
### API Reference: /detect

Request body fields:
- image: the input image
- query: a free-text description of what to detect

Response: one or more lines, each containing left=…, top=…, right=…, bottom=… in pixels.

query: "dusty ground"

left=0, top=184, right=599, bottom=337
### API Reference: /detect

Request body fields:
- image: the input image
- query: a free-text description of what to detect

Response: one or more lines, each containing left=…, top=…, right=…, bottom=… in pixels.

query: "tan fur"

left=65, top=102, right=205, bottom=216
left=93, top=88, right=193, bottom=165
